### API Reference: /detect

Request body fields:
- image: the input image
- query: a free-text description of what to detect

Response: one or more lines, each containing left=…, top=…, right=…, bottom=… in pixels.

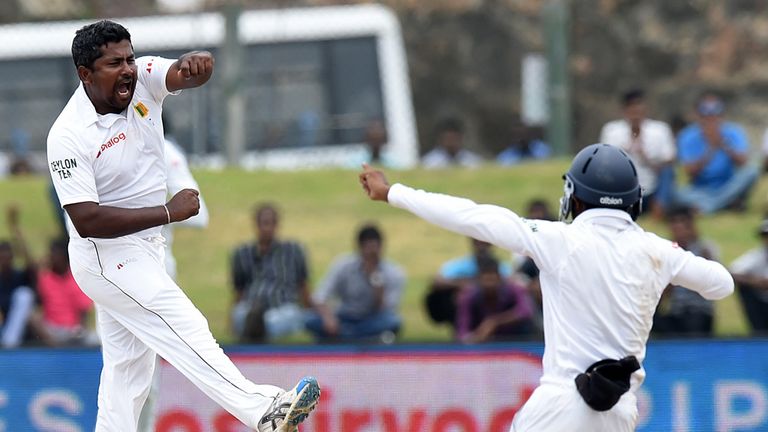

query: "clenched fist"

left=166, top=188, right=200, bottom=223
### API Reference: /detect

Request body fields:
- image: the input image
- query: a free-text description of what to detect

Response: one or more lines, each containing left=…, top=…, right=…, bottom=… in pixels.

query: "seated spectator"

left=730, top=219, right=768, bottom=334
left=675, top=92, right=759, bottom=214
left=600, top=89, right=676, bottom=218
left=36, top=238, right=98, bottom=346
left=456, top=256, right=535, bottom=343
left=0, top=206, right=36, bottom=348
left=346, top=119, right=404, bottom=169
left=306, top=224, right=405, bottom=342
left=230, top=203, right=310, bottom=342
left=425, top=238, right=512, bottom=327
left=421, top=118, right=482, bottom=168
left=496, top=126, right=552, bottom=166
left=652, top=206, right=717, bottom=336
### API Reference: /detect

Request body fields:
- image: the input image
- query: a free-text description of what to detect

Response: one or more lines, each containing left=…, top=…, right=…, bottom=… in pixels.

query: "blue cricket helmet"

left=559, top=143, right=643, bottom=221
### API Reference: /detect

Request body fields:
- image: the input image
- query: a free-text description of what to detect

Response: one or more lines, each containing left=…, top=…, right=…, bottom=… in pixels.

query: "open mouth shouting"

left=115, top=77, right=135, bottom=103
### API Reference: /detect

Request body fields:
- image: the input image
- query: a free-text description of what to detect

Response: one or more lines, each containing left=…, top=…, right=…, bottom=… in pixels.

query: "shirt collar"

left=572, top=208, right=634, bottom=225
left=74, top=84, right=99, bottom=128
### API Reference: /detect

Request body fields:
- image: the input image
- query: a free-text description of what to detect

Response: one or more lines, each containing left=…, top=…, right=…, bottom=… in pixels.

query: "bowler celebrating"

left=359, top=144, right=733, bottom=431
left=47, top=20, right=319, bottom=432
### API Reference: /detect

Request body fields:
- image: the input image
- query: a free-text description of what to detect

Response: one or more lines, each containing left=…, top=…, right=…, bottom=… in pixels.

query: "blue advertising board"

left=0, top=340, right=766, bottom=431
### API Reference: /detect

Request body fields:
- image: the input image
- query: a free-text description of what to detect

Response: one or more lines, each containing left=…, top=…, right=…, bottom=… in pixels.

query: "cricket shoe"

left=257, top=376, right=320, bottom=432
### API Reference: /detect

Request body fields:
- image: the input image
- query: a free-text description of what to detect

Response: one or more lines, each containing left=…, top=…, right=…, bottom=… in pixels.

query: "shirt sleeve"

left=382, top=263, right=405, bottom=311
left=47, top=131, right=98, bottom=207
left=314, top=257, right=345, bottom=304
left=723, top=124, right=749, bottom=154
left=231, top=247, right=250, bottom=295
left=387, top=183, right=565, bottom=272
left=730, top=249, right=761, bottom=275
left=136, top=56, right=179, bottom=104
left=666, top=242, right=734, bottom=301
left=165, top=140, right=208, bottom=228
left=677, top=126, right=700, bottom=164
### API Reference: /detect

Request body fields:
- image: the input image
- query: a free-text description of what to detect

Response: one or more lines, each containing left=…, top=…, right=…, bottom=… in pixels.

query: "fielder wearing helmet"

left=559, top=143, right=644, bottom=222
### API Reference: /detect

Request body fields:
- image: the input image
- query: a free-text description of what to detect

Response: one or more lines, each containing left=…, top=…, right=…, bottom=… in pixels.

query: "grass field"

left=0, top=160, right=762, bottom=343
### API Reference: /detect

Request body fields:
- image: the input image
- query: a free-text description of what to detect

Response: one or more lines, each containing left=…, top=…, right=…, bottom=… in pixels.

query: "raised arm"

left=166, top=51, right=214, bottom=93
left=64, top=189, right=200, bottom=239
left=358, top=164, right=560, bottom=268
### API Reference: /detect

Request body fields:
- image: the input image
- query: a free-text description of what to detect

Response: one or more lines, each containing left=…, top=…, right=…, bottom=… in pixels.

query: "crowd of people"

left=2, top=88, right=768, bottom=347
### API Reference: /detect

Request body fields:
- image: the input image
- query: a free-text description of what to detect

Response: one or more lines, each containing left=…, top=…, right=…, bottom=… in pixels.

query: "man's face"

left=623, top=100, right=646, bottom=125
left=79, top=39, right=137, bottom=114
left=360, top=239, right=382, bottom=263
left=438, top=130, right=463, bottom=155
left=256, top=210, right=278, bottom=243
left=669, top=216, right=696, bottom=245
left=478, top=270, right=501, bottom=293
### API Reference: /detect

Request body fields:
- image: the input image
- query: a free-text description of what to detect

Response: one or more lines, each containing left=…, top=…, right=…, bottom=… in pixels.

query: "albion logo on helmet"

left=600, top=196, right=624, bottom=205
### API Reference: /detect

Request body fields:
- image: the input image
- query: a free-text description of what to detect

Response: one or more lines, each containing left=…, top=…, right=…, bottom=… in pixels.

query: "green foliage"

left=1, top=161, right=762, bottom=343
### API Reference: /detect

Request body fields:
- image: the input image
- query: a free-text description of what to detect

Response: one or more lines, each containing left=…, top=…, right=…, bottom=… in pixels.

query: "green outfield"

left=1, top=161, right=762, bottom=343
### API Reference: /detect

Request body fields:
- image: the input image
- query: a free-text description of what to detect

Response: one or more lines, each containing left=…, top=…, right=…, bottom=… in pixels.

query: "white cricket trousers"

left=69, top=236, right=282, bottom=431
left=510, top=382, right=638, bottom=432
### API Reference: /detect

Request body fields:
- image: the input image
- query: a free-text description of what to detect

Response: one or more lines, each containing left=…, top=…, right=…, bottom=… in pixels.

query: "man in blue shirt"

left=676, top=93, right=758, bottom=213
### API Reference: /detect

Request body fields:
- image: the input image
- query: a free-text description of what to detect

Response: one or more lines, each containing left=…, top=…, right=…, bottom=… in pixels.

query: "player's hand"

left=176, top=51, right=214, bottom=79
left=359, top=163, right=390, bottom=202
left=166, top=189, right=200, bottom=223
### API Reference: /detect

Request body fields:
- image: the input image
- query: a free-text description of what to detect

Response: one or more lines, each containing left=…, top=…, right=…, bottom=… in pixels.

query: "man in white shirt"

left=730, top=219, right=768, bottom=334
left=421, top=118, right=483, bottom=168
left=358, top=143, right=733, bottom=431
left=600, top=89, right=676, bottom=218
left=47, top=20, right=318, bottom=432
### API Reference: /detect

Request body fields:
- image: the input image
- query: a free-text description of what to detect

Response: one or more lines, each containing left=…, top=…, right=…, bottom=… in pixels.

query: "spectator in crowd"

left=425, top=237, right=513, bottom=329
left=230, top=203, right=310, bottom=342
left=421, top=118, right=482, bottom=168
left=0, top=205, right=36, bottom=348
left=456, top=255, right=535, bottom=343
left=652, top=206, right=717, bottom=336
left=676, top=92, right=758, bottom=214
left=35, top=238, right=98, bottom=346
left=730, top=219, right=768, bottom=334
left=496, top=126, right=552, bottom=166
left=306, top=224, right=405, bottom=342
left=599, top=89, right=676, bottom=218
left=347, top=119, right=403, bottom=169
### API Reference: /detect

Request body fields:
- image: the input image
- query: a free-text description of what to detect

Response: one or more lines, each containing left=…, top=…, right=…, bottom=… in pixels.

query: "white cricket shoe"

left=257, top=376, right=321, bottom=432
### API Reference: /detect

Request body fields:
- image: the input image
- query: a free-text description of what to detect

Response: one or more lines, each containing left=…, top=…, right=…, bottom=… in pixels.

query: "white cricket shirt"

left=599, top=119, right=676, bottom=193
left=47, top=56, right=179, bottom=239
left=388, top=184, right=733, bottom=391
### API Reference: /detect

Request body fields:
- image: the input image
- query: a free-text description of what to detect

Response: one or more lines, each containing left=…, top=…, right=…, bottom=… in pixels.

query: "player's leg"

left=80, top=237, right=318, bottom=429
left=93, top=305, right=156, bottom=432
left=136, top=355, right=161, bottom=432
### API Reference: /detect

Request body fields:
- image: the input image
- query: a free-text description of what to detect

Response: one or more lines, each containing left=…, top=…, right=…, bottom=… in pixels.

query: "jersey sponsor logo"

left=50, top=158, right=77, bottom=180
left=116, top=257, right=138, bottom=270
left=134, top=101, right=149, bottom=118
left=146, top=60, right=153, bottom=74
left=599, top=196, right=623, bottom=205
left=96, top=132, right=127, bottom=158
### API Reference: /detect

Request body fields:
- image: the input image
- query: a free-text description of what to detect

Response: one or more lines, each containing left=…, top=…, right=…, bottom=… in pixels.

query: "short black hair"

left=622, top=89, right=645, bottom=106
left=357, top=224, right=382, bottom=246
left=71, top=20, right=132, bottom=69
left=435, top=117, right=464, bottom=135
left=666, top=205, right=695, bottom=222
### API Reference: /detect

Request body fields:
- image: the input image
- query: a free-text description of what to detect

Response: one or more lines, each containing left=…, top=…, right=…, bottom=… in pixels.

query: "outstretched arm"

left=359, top=164, right=559, bottom=269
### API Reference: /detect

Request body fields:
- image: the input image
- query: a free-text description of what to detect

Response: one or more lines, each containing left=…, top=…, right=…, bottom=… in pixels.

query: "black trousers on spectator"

left=737, top=283, right=768, bottom=334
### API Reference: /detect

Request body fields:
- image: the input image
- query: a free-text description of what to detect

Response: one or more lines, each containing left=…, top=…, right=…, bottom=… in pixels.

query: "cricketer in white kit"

left=47, top=20, right=319, bottom=432
left=359, top=144, right=733, bottom=432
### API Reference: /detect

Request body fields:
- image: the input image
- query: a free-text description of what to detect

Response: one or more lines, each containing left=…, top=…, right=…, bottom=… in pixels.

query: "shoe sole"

left=284, top=377, right=321, bottom=430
